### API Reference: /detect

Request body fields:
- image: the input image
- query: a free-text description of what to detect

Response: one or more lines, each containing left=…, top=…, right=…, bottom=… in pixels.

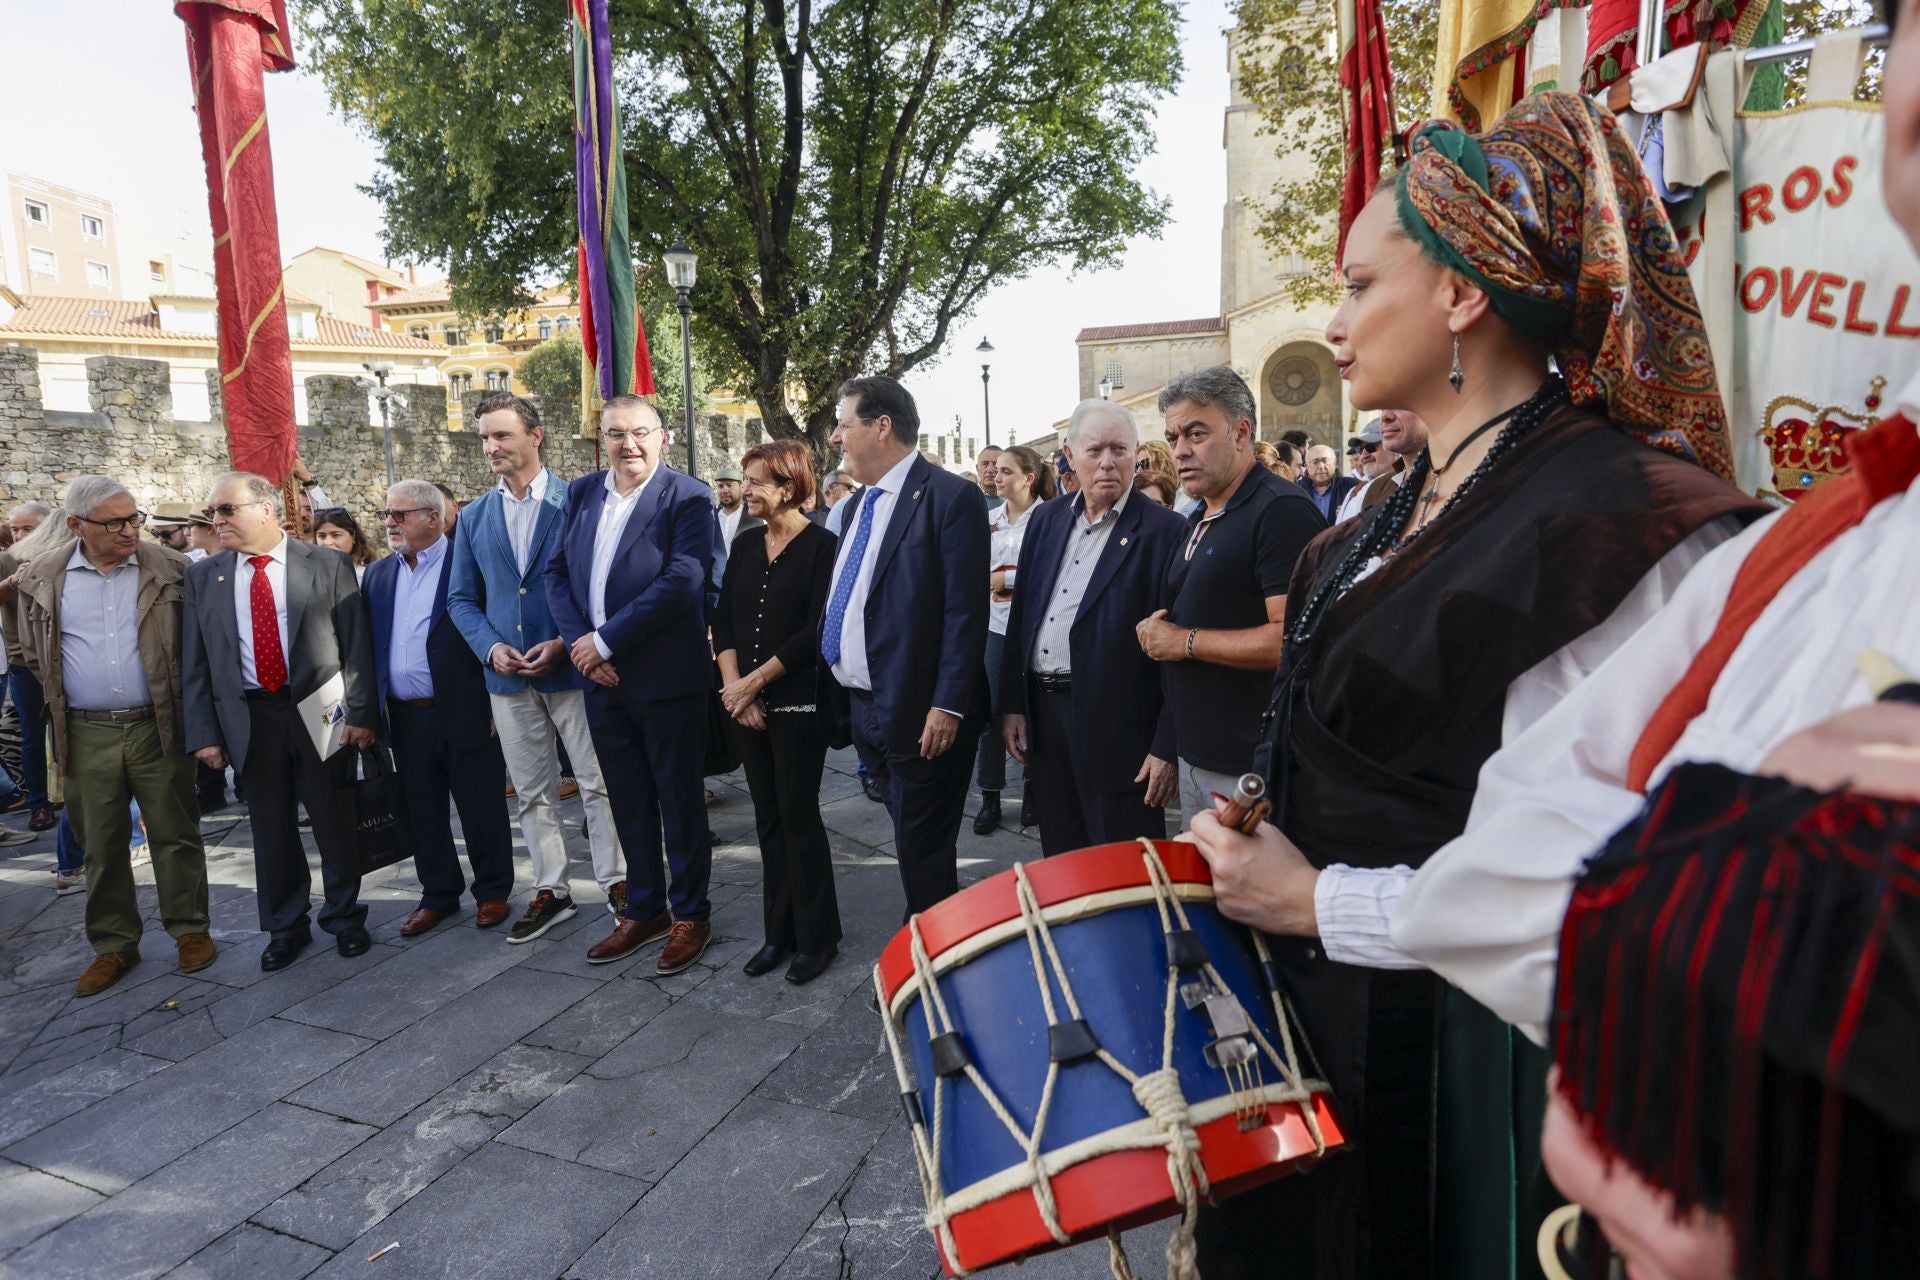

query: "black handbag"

left=343, top=747, right=413, bottom=874
left=702, top=667, right=739, bottom=777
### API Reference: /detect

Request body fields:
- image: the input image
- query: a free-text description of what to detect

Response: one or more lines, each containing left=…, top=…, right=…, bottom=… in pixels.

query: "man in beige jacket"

left=17, top=475, right=213, bottom=996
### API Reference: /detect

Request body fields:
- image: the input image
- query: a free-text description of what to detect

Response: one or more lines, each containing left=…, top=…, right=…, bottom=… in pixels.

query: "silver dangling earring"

left=1448, top=334, right=1464, bottom=393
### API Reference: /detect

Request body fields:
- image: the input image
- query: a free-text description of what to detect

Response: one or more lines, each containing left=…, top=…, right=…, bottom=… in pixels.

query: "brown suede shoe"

left=474, top=900, right=510, bottom=929
left=399, top=906, right=455, bottom=938
left=176, top=933, right=217, bottom=974
left=586, top=911, right=671, bottom=965
left=657, top=919, right=712, bottom=975
left=75, top=951, right=139, bottom=998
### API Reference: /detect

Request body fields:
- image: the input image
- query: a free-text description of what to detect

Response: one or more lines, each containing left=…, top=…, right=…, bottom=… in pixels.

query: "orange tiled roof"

left=1074, top=317, right=1226, bottom=343
left=0, top=294, right=444, bottom=352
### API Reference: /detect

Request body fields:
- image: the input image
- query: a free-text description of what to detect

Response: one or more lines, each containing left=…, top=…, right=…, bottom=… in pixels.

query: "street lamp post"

left=975, top=337, right=995, bottom=449
left=361, top=361, right=397, bottom=486
left=1097, top=374, right=1113, bottom=401
left=663, top=236, right=700, bottom=480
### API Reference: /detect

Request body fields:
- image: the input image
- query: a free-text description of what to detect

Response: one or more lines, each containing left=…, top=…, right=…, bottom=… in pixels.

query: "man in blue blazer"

left=364, top=481, right=513, bottom=937
left=449, top=393, right=626, bottom=946
left=546, top=394, right=717, bottom=973
left=1001, top=401, right=1184, bottom=856
left=819, top=376, right=990, bottom=914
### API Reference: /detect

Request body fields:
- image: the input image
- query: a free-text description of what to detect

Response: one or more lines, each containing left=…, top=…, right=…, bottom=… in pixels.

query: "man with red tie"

left=182, top=472, right=379, bottom=971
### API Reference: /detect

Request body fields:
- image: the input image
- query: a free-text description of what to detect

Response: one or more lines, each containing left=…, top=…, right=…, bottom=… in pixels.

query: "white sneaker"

left=54, top=868, right=86, bottom=896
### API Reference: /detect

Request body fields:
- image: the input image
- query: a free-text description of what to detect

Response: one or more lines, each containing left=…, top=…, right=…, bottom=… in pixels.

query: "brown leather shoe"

left=586, top=911, right=671, bottom=965
left=75, top=951, right=139, bottom=998
left=28, top=804, right=56, bottom=833
left=399, top=906, right=455, bottom=938
left=474, top=900, right=510, bottom=929
left=657, top=919, right=712, bottom=975
left=176, top=932, right=217, bottom=974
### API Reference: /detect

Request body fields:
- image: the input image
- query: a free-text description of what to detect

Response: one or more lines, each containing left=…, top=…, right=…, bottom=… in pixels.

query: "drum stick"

left=1860, top=650, right=1920, bottom=705
left=1211, top=773, right=1272, bottom=835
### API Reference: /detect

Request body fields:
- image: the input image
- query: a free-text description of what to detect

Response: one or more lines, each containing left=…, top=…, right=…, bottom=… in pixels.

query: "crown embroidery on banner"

left=1758, top=375, right=1886, bottom=501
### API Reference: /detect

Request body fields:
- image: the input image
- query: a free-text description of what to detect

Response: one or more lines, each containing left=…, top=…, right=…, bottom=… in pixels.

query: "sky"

left=2, top=0, right=1235, bottom=449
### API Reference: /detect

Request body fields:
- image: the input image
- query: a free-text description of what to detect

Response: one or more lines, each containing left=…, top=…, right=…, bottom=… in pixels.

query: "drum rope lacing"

left=876, top=839, right=1331, bottom=1280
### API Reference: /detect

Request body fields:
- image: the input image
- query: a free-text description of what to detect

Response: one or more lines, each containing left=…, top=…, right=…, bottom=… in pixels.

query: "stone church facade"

left=1067, top=32, right=1348, bottom=450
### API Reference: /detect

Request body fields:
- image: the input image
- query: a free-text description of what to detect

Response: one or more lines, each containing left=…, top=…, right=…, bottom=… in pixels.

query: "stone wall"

left=0, top=349, right=618, bottom=519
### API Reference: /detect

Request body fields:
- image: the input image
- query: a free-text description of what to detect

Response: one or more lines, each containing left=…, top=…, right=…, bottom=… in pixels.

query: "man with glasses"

left=366, top=481, right=512, bottom=938
left=182, top=471, right=378, bottom=971
left=1335, top=419, right=1390, bottom=523
left=1137, top=367, right=1324, bottom=825
left=147, top=502, right=196, bottom=554
left=450, top=392, right=628, bottom=943
left=547, top=395, right=719, bottom=972
left=1303, top=442, right=1356, bottom=523
left=14, top=476, right=213, bottom=996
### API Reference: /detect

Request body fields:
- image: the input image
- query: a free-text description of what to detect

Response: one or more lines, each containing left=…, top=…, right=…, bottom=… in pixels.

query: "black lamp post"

left=975, top=336, right=995, bottom=448
left=662, top=236, right=699, bottom=479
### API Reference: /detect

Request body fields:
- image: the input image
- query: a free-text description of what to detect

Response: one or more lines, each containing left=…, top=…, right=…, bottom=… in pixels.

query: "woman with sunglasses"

left=1185, top=94, right=1769, bottom=1279
left=310, top=508, right=380, bottom=582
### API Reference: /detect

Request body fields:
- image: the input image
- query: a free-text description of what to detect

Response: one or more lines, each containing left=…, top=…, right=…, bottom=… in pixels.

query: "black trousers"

left=1028, top=683, right=1166, bottom=858
left=584, top=686, right=711, bottom=922
left=849, top=690, right=981, bottom=915
left=241, top=691, right=365, bottom=940
left=733, top=708, right=840, bottom=953
left=388, top=701, right=514, bottom=912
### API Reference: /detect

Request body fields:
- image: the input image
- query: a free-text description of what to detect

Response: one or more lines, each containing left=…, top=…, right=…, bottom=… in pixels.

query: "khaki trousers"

left=64, top=715, right=210, bottom=957
left=489, top=686, right=624, bottom=893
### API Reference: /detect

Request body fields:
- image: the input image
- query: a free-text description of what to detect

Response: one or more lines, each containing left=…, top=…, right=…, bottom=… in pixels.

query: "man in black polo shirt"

left=1136, top=367, right=1324, bottom=825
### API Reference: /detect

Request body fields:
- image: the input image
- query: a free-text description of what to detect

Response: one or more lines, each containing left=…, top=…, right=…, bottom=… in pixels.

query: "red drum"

left=874, top=839, right=1344, bottom=1276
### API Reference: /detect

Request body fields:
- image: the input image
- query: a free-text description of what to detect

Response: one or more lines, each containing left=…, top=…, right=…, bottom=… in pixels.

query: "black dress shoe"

left=336, top=926, right=373, bottom=957
left=260, top=935, right=309, bottom=972
left=971, top=792, right=1001, bottom=836
left=786, top=948, right=837, bottom=985
left=1019, top=784, right=1035, bottom=829
left=860, top=774, right=886, bottom=804
left=743, top=943, right=792, bottom=978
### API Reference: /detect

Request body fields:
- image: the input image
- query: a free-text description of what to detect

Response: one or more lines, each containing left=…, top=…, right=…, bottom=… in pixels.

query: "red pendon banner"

left=177, top=0, right=299, bottom=485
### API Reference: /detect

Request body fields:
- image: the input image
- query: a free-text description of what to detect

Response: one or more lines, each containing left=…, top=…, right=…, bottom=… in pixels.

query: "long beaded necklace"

left=1284, top=376, right=1568, bottom=652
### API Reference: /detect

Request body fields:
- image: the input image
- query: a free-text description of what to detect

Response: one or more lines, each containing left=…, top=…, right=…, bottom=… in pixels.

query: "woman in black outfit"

left=715, top=440, right=842, bottom=984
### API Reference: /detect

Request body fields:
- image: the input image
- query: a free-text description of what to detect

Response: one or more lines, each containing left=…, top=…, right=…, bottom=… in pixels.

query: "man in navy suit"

left=363, top=480, right=513, bottom=937
left=820, top=376, right=989, bottom=914
left=1001, top=401, right=1185, bottom=856
left=547, top=395, right=717, bottom=973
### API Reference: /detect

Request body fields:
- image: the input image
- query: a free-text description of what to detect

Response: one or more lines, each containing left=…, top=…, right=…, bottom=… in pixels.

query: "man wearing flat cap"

left=148, top=502, right=197, bottom=556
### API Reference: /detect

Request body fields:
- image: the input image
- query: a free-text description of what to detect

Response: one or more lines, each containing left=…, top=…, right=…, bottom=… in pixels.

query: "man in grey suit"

left=182, top=471, right=379, bottom=971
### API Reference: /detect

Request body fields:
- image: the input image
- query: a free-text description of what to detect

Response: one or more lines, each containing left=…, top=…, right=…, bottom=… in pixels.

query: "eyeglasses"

left=376, top=507, right=435, bottom=523
left=1358, top=442, right=1380, bottom=454
left=75, top=511, right=148, bottom=534
left=1134, top=457, right=1151, bottom=471
left=204, top=500, right=272, bottom=520
left=603, top=426, right=661, bottom=445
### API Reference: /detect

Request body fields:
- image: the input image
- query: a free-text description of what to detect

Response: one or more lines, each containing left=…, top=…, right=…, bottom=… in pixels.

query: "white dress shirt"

left=386, top=535, right=448, bottom=701
left=718, top=504, right=745, bottom=549
left=986, top=497, right=1041, bottom=636
left=60, top=544, right=152, bottom=710
left=235, top=534, right=292, bottom=690
left=1305, top=516, right=1746, bottom=976
left=589, top=467, right=656, bottom=659
left=827, top=449, right=920, bottom=693
left=1391, top=392, right=1920, bottom=1045
left=499, top=467, right=551, bottom=576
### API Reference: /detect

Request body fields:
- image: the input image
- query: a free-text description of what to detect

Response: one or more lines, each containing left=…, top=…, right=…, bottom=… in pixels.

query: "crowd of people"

left=3, top=26, right=1919, bottom=1275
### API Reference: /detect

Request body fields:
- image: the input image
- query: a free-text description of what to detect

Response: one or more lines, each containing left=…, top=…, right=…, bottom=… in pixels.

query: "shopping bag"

left=342, top=748, right=413, bottom=875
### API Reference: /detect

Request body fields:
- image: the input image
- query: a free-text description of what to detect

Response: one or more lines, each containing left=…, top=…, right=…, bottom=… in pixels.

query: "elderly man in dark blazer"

left=182, top=471, right=378, bottom=971
left=819, top=375, right=989, bottom=914
left=364, top=479, right=513, bottom=938
left=547, top=395, right=717, bottom=974
left=1001, top=401, right=1186, bottom=856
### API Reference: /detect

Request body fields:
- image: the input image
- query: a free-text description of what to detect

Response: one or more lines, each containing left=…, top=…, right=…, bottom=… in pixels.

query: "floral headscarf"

left=1396, top=92, right=1735, bottom=481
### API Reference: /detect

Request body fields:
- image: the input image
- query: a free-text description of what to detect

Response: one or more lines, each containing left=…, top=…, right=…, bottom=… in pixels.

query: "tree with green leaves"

left=291, top=0, right=1182, bottom=459
left=1231, top=0, right=1875, bottom=308
left=516, top=332, right=583, bottom=404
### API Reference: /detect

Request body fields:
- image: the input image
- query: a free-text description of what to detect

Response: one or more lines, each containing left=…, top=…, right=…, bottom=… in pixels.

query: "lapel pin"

left=217, top=575, right=226, bottom=582
left=912, top=490, right=921, bottom=500
left=1120, top=537, right=1129, bottom=546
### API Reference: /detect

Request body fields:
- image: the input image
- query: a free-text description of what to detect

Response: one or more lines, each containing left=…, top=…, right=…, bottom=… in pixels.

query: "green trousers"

left=64, top=715, right=210, bottom=957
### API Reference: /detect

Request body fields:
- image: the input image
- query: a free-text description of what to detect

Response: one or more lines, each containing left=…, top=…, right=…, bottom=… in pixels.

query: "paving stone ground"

left=0, top=749, right=1173, bottom=1278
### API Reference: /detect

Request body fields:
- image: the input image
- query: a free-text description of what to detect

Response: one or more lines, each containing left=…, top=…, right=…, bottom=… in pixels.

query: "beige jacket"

left=16, top=541, right=191, bottom=769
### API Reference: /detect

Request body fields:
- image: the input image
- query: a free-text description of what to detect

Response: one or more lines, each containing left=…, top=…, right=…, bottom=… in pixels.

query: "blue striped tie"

left=821, top=487, right=879, bottom=668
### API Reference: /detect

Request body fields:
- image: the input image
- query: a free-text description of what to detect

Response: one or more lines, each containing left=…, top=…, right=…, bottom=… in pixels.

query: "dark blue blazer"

left=818, top=453, right=990, bottom=755
left=1000, top=492, right=1186, bottom=790
left=363, top=534, right=493, bottom=744
left=545, top=465, right=716, bottom=702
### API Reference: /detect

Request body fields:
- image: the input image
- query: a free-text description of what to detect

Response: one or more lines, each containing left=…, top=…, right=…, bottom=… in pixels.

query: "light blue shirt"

left=60, top=543, right=152, bottom=711
left=387, top=535, right=448, bottom=701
